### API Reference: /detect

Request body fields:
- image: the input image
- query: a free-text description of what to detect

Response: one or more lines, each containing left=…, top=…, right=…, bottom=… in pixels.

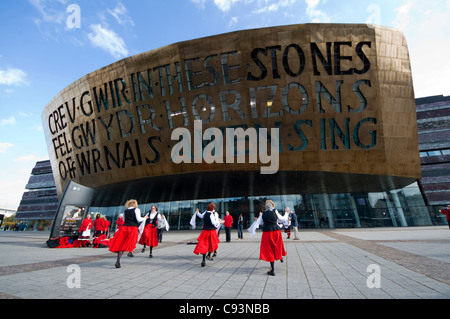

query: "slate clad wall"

left=16, top=160, right=58, bottom=220
left=416, top=95, right=450, bottom=206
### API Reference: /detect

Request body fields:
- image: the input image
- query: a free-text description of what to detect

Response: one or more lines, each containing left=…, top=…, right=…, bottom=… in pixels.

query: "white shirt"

left=255, top=209, right=288, bottom=227
left=196, top=210, right=221, bottom=228
left=248, top=209, right=288, bottom=235
left=148, top=212, right=162, bottom=224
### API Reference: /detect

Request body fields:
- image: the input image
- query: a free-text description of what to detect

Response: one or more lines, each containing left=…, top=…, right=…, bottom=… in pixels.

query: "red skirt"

left=138, top=224, right=158, bottom=247
left=108, top=226, right=139, bottom=253
left=259, top=230, right=286, bottom=262
left=193, top=229, right=220, bottom=255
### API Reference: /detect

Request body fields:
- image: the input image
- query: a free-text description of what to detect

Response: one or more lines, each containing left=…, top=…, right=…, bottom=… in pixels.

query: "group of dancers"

left=109, top=200, right=169, bottom=268
left=109, top=199, right=289, bottom=276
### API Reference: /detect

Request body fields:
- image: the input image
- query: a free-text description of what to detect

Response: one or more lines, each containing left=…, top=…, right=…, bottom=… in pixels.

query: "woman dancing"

left=249, top=199, right=288, bottom=276
left=109, top=199, right=147, bottom=268
left=191, top=203, right=223, bottom=267
left=138, top=205, right=162, bottom=258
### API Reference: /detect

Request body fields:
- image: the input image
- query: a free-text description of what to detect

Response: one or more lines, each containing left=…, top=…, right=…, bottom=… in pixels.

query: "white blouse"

left=247, top=209, right=288, bottom=235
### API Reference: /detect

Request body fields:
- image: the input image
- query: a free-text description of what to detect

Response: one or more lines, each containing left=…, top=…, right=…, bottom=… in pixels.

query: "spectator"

left=224, top=211, right=233, bottom=242
left=237, top=213, right=244, bottom=240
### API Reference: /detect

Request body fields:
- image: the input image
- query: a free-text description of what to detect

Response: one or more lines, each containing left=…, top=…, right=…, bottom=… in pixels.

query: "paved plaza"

left=0, top=226, right=449, bottom=300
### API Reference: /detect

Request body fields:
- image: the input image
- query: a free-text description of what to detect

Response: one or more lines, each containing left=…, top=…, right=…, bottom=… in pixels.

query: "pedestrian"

left=139, top=205, right=162, bottom=258
left=287, top=207, right=300, bottom=240
left=109, top=199, right=148, bottom=268
left=157, top=214, right=168, bottom=242
left=224, top=211, right=233, bottom=242
left=78, top=214, right=93, bottom=247
left=249, top=200, right=288, bottom=276
left=283, top=212, right=291, bottom=239
left=192, top=203, right=223, bottom=267
left=237, top=213, right=244, bottom=240
left=441, top=205, right=450, bottom=229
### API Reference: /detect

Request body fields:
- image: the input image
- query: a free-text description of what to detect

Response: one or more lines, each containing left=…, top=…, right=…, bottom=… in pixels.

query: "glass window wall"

left=88, top=182, right=446, bottom=231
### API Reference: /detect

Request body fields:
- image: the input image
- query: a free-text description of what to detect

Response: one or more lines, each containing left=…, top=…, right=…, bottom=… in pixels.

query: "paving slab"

left=0, top=226, right=449, bottom=302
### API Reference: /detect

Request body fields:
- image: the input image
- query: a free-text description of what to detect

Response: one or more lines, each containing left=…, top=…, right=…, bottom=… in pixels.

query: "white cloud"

left=108, top=3, right=135, bottom=27
left=305, top=0, right=329, bottom=23
left=29, top=0, right=66, bottom=25
left=0, top=164, right=30, bottom=209
left=228, top=16, right=239, bottom=27
left=29, top=0, right=75, bottom=40
left=253, top=0, right=297, bottom=14
left=393, top=0, right=417, bottom=31
left=14, top=154, right=40, bottom=163
left=0, top=116, right=16, bottom=126
left=393, top=1, right=450, bottom=97
left=18, top=112, right=34, bottom=117
left=0, top=68, right=29, bottom=86
left=214, top=0, right=241, bottom=12
left=29, top=125, right=43, bottom=132
left=87, top=24, right=128, bottom=59
left=0, top=143, right=13, bottom=153
left=191, top=0, right=242, bottom=12
left=191, top=0, right=207, bottom=9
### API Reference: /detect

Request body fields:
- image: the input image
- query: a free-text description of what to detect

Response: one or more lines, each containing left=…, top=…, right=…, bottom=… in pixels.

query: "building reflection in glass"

left=91, top=182, right=436, bottom=232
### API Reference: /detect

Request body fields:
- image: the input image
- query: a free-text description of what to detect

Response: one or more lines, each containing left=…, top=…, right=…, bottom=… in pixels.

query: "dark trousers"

left=225, top=227, right=231, bottom=242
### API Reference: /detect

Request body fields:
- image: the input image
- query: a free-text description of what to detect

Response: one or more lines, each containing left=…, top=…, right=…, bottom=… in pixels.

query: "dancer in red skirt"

left=109, top=199, right=148, bottom=268
left=115, top=214, right=124, bottom=232
left=138, top=205, right=162, bottom=258
left=93, top=213, right=104, bottom=238
left=193, top=203, right=223, bottom=267
left=78, top=214, right=93, bottom=247
left=256, top=199, right=288, bottom=276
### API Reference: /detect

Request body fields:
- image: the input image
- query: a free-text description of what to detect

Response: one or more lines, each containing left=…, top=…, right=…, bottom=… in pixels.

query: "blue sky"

left=0, top=0, right=449, bottom=210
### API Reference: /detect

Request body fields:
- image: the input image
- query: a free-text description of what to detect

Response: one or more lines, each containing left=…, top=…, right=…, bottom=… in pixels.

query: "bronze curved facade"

left=42, top=23, right=420, bottom=207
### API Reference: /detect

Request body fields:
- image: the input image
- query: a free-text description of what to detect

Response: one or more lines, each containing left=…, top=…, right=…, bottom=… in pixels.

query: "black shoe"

left=280, top=258, right=283, bottom=263
left=149, top=254, right=153, bottom=258
left=201, top=261, right=205, bottom=267
left=127, top=252, right=134, bottom=257
left=212, top=252, right=217, bottom=257
left=141, top=248, right=145, bottom=253
left=115, top=262, right=121, bottom=268
left=267, top=270, right=275, bottom=276
left=206, top=256, right=213, bottom=261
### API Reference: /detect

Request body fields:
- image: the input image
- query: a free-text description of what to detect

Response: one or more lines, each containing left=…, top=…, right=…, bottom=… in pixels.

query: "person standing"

left=102, top=216, right=110, bottom=238
left=253, top=200, right=288, bottom=276
left=287, top=208, right=300, bottom=240
left=78, top=214, right=93, bottom=247
left=157, top=214, right=168, bottom=243
left=441, top=205, right=450, bottom=229
left=224, top=211, right=233, bottom=242
left=109, top=199, right=147, bottom=268
left=93, top=213, right=104, bottom=238
left=193, top=203, right=223, bottom=267
left=139, top=205, right=162, bottom=258
left=115, top=214, right=124, bottom=233
left=237, top=213, right=244, bottom=240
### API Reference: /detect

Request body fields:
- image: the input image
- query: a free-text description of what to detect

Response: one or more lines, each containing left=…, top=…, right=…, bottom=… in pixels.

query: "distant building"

left=15, top=160, right=58, bottom=230
left=0, top=209, right=16, bottom=228
left=416, top=95, right=450, bottom=209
